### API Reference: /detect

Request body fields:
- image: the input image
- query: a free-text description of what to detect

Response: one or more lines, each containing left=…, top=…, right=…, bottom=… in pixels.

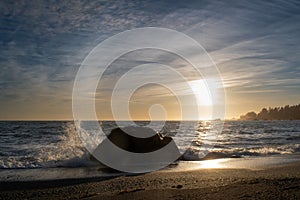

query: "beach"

left=1, top=156, right=300, bottom=200
left=1, top=0, right=300, bottom=199
left=1, top=121, right=299, bottom=199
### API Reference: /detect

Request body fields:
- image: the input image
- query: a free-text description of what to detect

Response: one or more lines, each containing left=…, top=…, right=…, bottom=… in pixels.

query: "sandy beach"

left=1, top=157, right=299, bottom=200
left=1, top=0, right=300, bottom=199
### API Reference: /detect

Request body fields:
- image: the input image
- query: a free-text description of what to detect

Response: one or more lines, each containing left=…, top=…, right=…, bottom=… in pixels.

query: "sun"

left=189, top=79, right=213, bottom=106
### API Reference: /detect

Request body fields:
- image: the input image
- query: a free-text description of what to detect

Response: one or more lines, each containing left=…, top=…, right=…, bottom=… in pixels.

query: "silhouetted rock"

left=106, top=127, right=173, bottom=153
left=89, top=126, right=181, bottom=168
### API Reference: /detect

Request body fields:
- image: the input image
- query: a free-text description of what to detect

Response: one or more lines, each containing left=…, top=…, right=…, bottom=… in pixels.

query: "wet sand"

left=1, top=157, right=300, bottom=199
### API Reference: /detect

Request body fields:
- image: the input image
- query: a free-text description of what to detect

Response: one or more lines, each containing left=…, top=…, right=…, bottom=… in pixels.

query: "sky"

left=0, top=0, right=300, bottom=120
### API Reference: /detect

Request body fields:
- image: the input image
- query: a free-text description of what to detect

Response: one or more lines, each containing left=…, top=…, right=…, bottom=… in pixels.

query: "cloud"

left=182, top=1, right=300, bottom=98
left=0, top=0, right=300, bottom=119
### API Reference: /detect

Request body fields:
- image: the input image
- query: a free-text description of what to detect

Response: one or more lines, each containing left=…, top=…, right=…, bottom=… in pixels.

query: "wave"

left=0, top=122, right=95, bottom=169
left=181, top=144, right=300, bottom=161
left=1, top=121, right=300, bottom=169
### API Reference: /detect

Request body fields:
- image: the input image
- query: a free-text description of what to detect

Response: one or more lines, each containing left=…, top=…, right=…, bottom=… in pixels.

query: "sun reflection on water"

left=198, top=159, right=226, bottom=169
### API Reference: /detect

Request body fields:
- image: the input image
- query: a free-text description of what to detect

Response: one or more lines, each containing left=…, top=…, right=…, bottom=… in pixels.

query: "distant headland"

left=240, top=104, right=300, bottom=120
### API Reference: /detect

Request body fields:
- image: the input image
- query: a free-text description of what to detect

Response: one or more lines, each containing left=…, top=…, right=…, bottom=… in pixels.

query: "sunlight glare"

left=189, top=80, right=212, bottom=106
left=200, top=159, right=225, bottom=169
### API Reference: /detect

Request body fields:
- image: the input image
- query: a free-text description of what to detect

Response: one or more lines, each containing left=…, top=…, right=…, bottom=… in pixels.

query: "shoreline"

left=1, top=155, right=300, bottom=199
left=1, top=154, right=300, bottom=181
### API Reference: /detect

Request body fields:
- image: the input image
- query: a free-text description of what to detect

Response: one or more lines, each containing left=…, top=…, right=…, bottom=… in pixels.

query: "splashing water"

left=0, top=120, right=299, bottom=169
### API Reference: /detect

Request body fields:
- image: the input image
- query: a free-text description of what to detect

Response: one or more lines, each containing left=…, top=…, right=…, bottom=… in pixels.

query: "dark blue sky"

left=0, top=0, right=300, bottom=119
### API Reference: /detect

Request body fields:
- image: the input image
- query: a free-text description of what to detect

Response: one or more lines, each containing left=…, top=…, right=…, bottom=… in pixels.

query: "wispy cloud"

left=0, top=0, right=299, bottom=119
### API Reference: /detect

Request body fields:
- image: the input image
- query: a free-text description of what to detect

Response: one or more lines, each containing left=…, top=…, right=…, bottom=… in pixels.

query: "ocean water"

left=0, top=120, right=300, bottom=169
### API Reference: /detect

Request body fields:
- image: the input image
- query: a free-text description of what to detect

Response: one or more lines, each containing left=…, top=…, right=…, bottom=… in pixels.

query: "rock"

left=106, top=127, right=172, bottom=153
left=89, top=126, right=181, bottom=169
left=176, top=184, right=183, bottom=189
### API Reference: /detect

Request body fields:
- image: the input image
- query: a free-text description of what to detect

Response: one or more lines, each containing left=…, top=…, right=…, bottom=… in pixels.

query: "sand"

left=1, top=158, right=300, bottom=199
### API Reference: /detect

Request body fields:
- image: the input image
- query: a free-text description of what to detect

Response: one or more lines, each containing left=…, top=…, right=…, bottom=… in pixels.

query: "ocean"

left=0, top=120, right=300, bottom=170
